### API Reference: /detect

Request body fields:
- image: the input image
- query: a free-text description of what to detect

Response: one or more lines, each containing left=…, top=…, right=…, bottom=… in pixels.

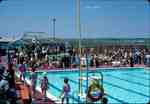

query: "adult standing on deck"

left=8, top=63, right=15, bottom=88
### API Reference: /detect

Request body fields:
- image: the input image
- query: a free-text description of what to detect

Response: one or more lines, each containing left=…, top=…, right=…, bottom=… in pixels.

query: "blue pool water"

left=25, top=67, right=150, bottom=103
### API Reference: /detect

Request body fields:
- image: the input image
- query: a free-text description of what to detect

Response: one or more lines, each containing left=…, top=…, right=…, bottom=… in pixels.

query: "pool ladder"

left=89, top=71, right=104, bottom=88
left=72, top=71, right=104, bottom=103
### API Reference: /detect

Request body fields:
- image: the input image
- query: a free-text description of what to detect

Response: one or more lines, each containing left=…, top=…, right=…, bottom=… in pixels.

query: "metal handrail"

left=72, top=91, right=78, bottom=103
left=99, top=71, right=103, bottom=88
left=88, top=71, right=103, bottom=88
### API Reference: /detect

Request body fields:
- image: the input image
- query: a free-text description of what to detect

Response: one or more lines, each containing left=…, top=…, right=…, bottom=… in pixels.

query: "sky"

left=0, top=0, right=150, bottom=39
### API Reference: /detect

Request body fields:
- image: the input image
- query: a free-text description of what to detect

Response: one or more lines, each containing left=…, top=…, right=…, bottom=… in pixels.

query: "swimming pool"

left=25, top=67, right=150, bottom=103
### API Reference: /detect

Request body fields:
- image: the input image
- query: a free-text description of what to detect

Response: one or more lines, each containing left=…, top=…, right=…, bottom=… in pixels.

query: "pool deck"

left=34, top=66, right=149, bottom=73
left=15, top=78, right=55, bottom=104
left=0, top=56, right=56, bottom=104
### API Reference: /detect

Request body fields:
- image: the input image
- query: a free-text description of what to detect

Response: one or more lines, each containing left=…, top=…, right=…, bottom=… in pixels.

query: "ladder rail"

left=88, top=71, right=104, bottom=88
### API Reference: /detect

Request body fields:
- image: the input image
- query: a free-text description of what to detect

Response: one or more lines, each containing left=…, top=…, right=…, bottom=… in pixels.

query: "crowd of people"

left=11, top=42, right=150, bottom=71
left=87, top=47, right=150, bottom=67
left=0, top=63, right=17, bottom=104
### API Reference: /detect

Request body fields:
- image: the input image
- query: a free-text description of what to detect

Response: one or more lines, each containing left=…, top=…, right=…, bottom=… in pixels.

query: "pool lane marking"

left=69, top=77, right=149, bottom=99
left=135, top=70, right=150, bottom=75
left=47, top=83, right=79, bottom=102
left=27, top=77, right=79, bottom=103
left=127, top=71, right=150, bottom=77
left=125, top=73, right=150, bottom=81
left=103, top=81, right=149, bottom=98
left=24, top=72, right=79, bottom=103
left=68, top=78, right=128, bottom=103
left=36, top=67, right=145, bottom=73
left=105, top=74, right=149, bottom=88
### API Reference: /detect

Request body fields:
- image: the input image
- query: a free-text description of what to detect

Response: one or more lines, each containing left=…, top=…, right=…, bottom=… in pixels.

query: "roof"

left=65, top=38, right=150, bottom=48
left=21, top=32, right=50, bottom=40
left=0, top=37, right=15, bottom=43
left=19, top=32, right=66, bottom=45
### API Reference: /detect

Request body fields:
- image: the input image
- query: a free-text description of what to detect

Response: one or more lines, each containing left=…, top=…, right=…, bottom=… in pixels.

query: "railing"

left=76, top=70, right=104, bottom=103
left=88, top=71, right=104, bottom=88
left=72, top=91, right=78, bottom=103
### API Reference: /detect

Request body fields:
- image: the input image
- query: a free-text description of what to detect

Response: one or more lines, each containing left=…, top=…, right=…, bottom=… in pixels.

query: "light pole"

left=52, top=18, right=56, bottom=41
left=77, top=0, right=83, bottom=99
left=52, top=18, right=57, bottom=60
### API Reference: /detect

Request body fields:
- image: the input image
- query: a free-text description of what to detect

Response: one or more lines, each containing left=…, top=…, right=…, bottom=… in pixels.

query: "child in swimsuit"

left=30, top=69, right=37, bottom=98
left=18, top=63, right=26, bottom=81
left=41, top=76, right=49, bottom=99
left=60, top=78, right=70, bottom=104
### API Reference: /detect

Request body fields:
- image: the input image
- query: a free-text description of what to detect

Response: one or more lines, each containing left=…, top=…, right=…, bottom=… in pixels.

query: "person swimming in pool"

left=60, top=77, right=71, bottom=104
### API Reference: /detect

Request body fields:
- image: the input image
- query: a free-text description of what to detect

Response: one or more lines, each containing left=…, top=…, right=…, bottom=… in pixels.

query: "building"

left=21, top=32, right=50, bottom=43
left=20, top=32, right=65, bottom=44
left=0, top=36, right=16, bottom=49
